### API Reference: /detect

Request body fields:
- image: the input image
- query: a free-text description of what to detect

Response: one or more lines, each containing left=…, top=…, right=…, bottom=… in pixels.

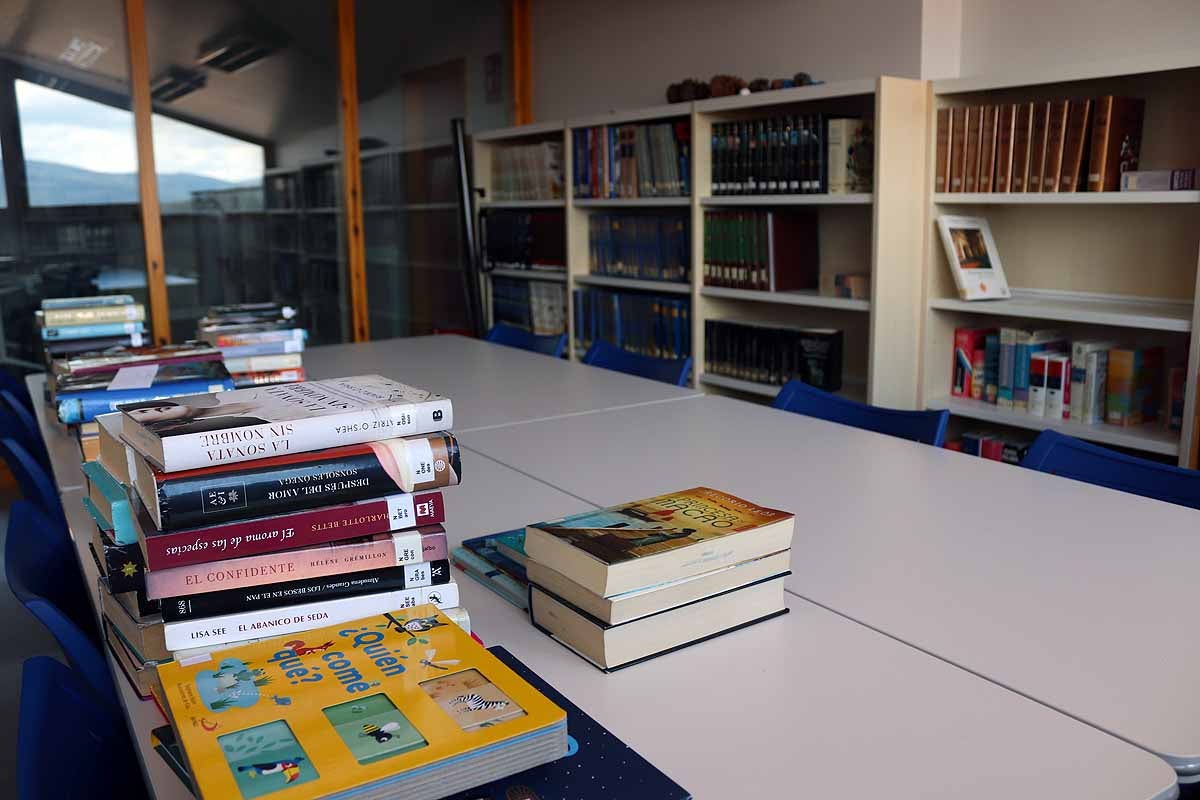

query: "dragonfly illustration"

left=419, top=649, right=460, bottom=671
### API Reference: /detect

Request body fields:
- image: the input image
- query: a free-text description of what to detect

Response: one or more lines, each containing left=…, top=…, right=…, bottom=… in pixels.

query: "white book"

left=1044, top=354, right=1070, bottom=420
left=163, top=581, right=460, bottom=651
left=1028, top=353, right=1051, bottom=417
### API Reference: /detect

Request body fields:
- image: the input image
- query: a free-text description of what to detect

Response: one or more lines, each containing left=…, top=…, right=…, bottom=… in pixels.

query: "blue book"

left=56, top=376, right=236, bottom=424
left=41, top=321, right=144, bottom=340
left=82, top=462, right=137, bottom=545
left=42, top=295, right=134, bottom=310
left=452, top=544, right=528, bottom=611
left=442, top=646, right=691, bottom=800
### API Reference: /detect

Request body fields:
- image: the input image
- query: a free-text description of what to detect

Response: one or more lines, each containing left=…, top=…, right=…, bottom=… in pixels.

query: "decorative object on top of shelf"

left=665, top=78, right=711, bottom=104
left=936, top=215, right=1011, bottom=301
left=708, top=74, right=747, bottom=98
left=773, top=379, right=949, bottom=447
left=675, top=72, right=823, bottom=102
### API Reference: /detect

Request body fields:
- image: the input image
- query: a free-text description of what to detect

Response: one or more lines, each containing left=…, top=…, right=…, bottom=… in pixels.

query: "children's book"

left=156, top=604, right=567, bottom=800
left=442, top=647, right=691, bottom=799
left=526, top=488, right=793, bottom=597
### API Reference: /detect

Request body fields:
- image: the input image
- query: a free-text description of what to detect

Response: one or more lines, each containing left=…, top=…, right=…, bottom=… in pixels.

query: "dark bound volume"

left=137, top=431, right=460, bottom=530
left=993, top=104, right=1016, bottom=192
left=949, top=106, right=967, bottom=192
left=977, top=105, right=999, bottom=192
left=1060, top=98, right=1093, bottom=191
left=962, top=107, right=981, bottom=192
left=1010, top=102, right=1034, bottom=192
left=934, top=108, right=953, bottom=192
left=1027, top=101, right=1051, bottom=191
left=1041, top=99, right=1070, bottom=192
left=160, top=560, right=452, bottom=622
left=1088, top=95, right=1145, bottom=192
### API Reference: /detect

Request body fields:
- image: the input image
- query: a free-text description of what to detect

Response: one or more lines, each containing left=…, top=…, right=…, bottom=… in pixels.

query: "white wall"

left=958, top=0, right=1200, bottom=77
left=531, top=0, right=924, bottom=122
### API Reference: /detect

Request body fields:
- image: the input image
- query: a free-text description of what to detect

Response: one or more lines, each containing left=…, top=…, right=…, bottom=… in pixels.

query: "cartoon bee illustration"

left=382, top=613, right=448, bottom=645
left=419, top=649, right=460, bottom=671
left=360, top=722, right=403, bottom=743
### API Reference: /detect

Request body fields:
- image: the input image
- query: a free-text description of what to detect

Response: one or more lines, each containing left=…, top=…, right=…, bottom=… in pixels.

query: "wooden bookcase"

left=472, top=77, right=929, bottom=401
left=920, top=55, right=1200, bottom=466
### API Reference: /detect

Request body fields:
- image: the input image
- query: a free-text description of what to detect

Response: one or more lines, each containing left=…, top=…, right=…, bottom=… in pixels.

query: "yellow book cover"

left=156, top=605, right=566, bottom=800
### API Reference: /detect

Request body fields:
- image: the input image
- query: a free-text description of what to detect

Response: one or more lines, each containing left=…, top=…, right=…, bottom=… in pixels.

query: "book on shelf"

left=935, top=108, right=953, bottom=193
left=1167, top=366, right=1186, bottom=431
left=129, top=431, right=460, bottom=530
left=573, top=289, right=690, bottom=360
left=1088, top=96, right=1145, bottom=192
left=156, top=605, right=566, bottom=800
left=993, top=104, right=1016, bottom=192
left=1106, top=348, right=1145, bottom=426
left=704, top=320, right=843, bottom=392
left=118, top=375, right=453, bottom=472
left=1121, top=168, right=1197, bottom=192
left=1010, top=102, right=1034, bottom=192
left=963, top=107, right=981, bottom=193
left=826, top=117, right=873, bottom=194
left=491, top=276, right=566, bottom=336
left=524, top=487, right=794, bottom=597
left=481, top=208, right=566, bottom=271
left=452, top=536, right=530, bottom=611
left=951, top=432, right=1031, bottom=464
left=819, top=272, right=870, bottom=300
left=42, top=294, right=135, bottom=309
left=1060, top=99, right=1093, bottom=191
left=952, top=327, right=993, bottom=400
left=702, top=209, right=818, bottom=292
left=490, top=140, right=564, bottom=201
left=1041, top=99, right=1070, bottom=193
left=588, top=212, right=690, bottom=283
left=977, top=105, right=999, bottom=192
left=949, top=106, right=967, bottom=192
left=712, top=114, right=864, bottom=195
left=1069, top=340, right=1115, bottom=424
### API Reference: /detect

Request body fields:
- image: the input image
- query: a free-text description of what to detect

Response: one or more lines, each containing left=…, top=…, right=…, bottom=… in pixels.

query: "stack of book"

left=572, top=289, right=690, bottom=361
left=951, top=326, right=1185, bottom=429
left=572, top=122, right=691, bottom=198
left=934, top=96, right=1144, bottom=194
left=588, top=212, right=690, bottom=283
left=49, top=342, right=233, bottom=461
left=36, top=294, right=146, bottom=363
left=153, top=607, right=571, bottom=799
left=518, top=488, right=794, bottom=671
left=711, top=116, right=872, bottom=195
left=196, top=303, right=307, bottom=387
left=86, top=375, right=469, bottom=698
left=489, top=141, right=564, bottom=201
left=705, top=320, right=844, bottom=392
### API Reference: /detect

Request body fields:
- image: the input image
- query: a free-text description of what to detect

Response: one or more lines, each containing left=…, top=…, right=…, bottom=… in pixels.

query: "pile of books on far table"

left=196, top=302, right=307, bottom=387
left=36, top=294, right=146, bottom=362
left=84, top=375, right=469, bottom=699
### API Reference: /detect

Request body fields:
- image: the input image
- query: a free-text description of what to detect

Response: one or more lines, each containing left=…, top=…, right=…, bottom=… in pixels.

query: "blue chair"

left=582, top=340, right=692, bottom=387
left=485, top=323, right=567, bottom=358
left=1023, top=429, right=1200, bottom=510
left=0, top=368, right=34, bottom=410
left=0, top=438, right=63, bottom=522
left=772, top=379, right=950, bottom=447
left=20, top=597, right=115, bottom=706
left=0, top=388, right=51, bottom=465
left=18, top=656, right=146, bottom=800
left=7, top=500, right=101, bottom=650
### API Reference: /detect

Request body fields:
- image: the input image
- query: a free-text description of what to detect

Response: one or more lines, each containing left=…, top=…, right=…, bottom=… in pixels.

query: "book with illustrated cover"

left=119, top=374, right=453, bottom=472
left=526, top=488, right=793, bottom=597
left=132, top=492, right=446, bottom=570
left=51, top=341, right=222, bottom=376
left=40, top=320, right=143, bottom=340
left=156, top=605, right=567, bottom=800
left=442, top=646, right=691, bottom=800
left=131, top=432, right=460, bottom=530
left=58, top=375, right=237, bottom=425
left=146, top=527, right=449, bottom=600
left=51, top=358, right=231, bottom=395
left=41, top=303, right=145, bottom=327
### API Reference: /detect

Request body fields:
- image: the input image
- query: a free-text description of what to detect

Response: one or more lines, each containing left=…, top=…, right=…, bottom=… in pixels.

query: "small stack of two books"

left=523, top=487, right=794, bottom=671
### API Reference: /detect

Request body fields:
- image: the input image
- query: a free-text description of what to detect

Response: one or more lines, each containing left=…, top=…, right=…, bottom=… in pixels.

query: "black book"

left=158, top=560, right=452, bottom=622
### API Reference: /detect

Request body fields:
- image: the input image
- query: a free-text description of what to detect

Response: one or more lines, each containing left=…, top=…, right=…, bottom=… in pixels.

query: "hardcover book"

left=42, top=294, right=135, bottom=309
left=52, top=342, right=222, bottom=376
left=451, top=546, right=530, bottom=611
left=525, top=487, right=793, bottom=597
left=58, top=376, right=237, bottom=425
left=156, top=605, right=567, bottom=800
left=962, top=107, right=981, bottom=192
left=83, top=461, right=137, bottom=545
left=1088, top=96, right=1145, bottom=192
left=993, top=104, right=1016, bottom=192
left=1010, top=102, right=1034, bottom=192
left=977, top=105, right=998, bottom=192
left=949, top=107, right=967, bottom=192
left=52, top=359, right=231, bottom=394
left=934, top=108, right=952, bottom=193
left=442, top=646, right=691, bottom=799
left=1059, top=99, right=1093, bottom=191
left=41, top=303, right=144, bottom=327
left=1041, top=99, right=1070, bottom=193
left=1027, top=101, right=1051, bottom=191
left=145, top=527, right=450, bottom=600
left=131, top=431, right=461, bottom=530
left=119, top=375, right=453, bottom=472
left=936, top=216, right=1011, bottom=301
left=133, top=492, right=447, bottom=571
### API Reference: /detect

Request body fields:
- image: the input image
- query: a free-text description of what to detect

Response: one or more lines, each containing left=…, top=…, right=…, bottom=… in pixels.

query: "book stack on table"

left=36, top=294, right=146, bottom=361
left=81, top=375, right=469, bottom=698
left=196, top=302, right=308, bottom=388
left=459, top=488, right=795, bottom=672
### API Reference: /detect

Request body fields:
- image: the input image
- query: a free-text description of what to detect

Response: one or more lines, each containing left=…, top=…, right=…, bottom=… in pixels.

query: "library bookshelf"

left=472, top=77, right=928, bottom=406
left=919, top=55, right=1200, bottom=466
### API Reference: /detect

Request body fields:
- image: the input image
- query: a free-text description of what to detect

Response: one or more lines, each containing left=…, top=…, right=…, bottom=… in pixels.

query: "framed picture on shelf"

left=937, top=215, right=1011, bottom=301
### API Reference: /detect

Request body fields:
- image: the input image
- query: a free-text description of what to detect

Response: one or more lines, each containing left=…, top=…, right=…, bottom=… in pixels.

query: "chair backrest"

left=0, top=389, right=50, bottom=465
left=1023, top=429, right=1200, bottom=510
left=484, top=323, right=567, bottom=358
left=582, top=340, right=692, bottom=387
left=772, top=379, right=950, bottom=447
left=19, top=656, right=146, bottom=800
left=22, top=597, right=115, bottom=707
left=6, top=500, right=97, bottom=644
left=0, top=368, right=33, bottom=410
left=0, top=438, right=62, bottom=520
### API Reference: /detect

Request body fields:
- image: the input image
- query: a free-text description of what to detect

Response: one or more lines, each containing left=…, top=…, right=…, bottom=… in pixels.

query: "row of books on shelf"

left=488, top=140, right=564, bottom=201
left=935, top=95, right=1151, bottom=194
left=588, top=212, right=690, bottom=283
left=704, top=320, right=844, bottom=392
left=481, top=209, right=566, bottom=271
left=572, top=288, right=691, bottom=361
left=702, top=208, right=819, bottom=291
left=711, top=116, right=872, bottom=195
left=572, top=122, right=691, bottom=199
left=952, top=327, right=1185, bottom=429
left=491, top=277, right=566, bottom=337
left=453, top=488, right=793, bottom=673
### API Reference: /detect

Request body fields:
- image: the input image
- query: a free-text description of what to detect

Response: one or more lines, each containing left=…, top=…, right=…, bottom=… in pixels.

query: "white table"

left=57, top=453, right=1180, bottom=800
left=303, top=334, right=699, bottom=432
left=459, top=395, right=1200, bottom=778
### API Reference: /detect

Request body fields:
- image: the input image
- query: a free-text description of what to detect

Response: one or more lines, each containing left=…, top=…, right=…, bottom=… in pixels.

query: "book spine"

left=155, top=396, right=454, bottom=472
left=210, top=329, right=306, bottom=347
left=222, top=354, right=304, bottom=373
left=58, top=378, right=236, bottom=425
left=1106, top=349, right=1141, bottom=426
left=949, top=107, right=967, bottom=192
left=993, top=104, right=1015, bottom=192
left=143, top=492, right=447, bottom=570
left=1059, top=99, right=1092, bottom=191
left=1121, top=169, right=1198, bottom=191
left=1070, top=350, right=1089, bottom=421
left=42, top=294, right=135, bottom=309
left=144, top=529, right=449, bottom=599
left=934, top=108, right=952, bottom=193
left=1028, top=354, right=1049, bottom=417
left=160, top=560, right=453, bottom=622
left=1041, top=100, right=1069, bottom=192
left=216, top=340, right=305, bottom=358
left=42, top=304, right=145, bottom=326
left=231, top=369, right=306, bottom=388
left=41, top=321, right=143, bottom=340
left=161, top=581, right=461, bottom=651
left=1011, top=103, right=1033, bottom=192
left=826, top=119, right=849, bottom=194
left=983, top=333, right=1000, bottom=404
left=1028, top=101, right=1050, bottom=191
left=977, top=105, right=998, bottom=192
left=1087, top=95, right=1114, bottom=192
left=963, top=107, right=980, bottom=192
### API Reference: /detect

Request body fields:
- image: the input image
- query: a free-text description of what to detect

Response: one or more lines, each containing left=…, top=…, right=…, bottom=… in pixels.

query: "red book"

left=952, top=327, right=992, bottom=398
left=981, top=439, right=1005, bottom=461
left=137, top=490, right=446, bottom=570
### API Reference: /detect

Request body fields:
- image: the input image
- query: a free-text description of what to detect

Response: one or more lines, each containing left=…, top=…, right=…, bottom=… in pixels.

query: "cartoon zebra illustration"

left=449, top=693, right=509, bottom=712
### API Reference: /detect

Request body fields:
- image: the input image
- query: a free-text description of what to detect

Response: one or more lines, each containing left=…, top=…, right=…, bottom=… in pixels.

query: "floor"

left=0, top=491, right=65, bottom=783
